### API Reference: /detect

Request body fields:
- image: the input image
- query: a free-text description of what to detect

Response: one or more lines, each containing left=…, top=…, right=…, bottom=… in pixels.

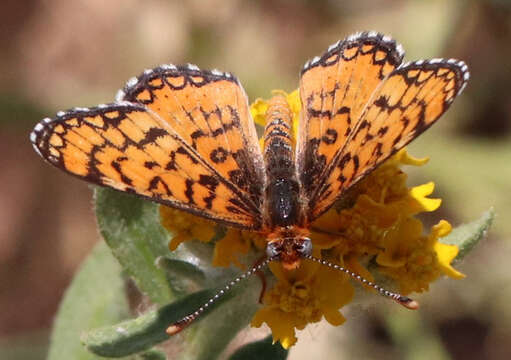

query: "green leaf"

left=229, top=335, right=288, bottom=360
left=83, top=289, right=228, bottom=357
left=156, top=257, right=206, bottom=296
left=441, top=207, right=495, bottom=261
left=47, top=242, right=132, bottom=360
left=177, top=274, right=262, bottom=360
left=84, top=273, right=263, bottom=359
left=137, top=349, right=167, bottom=360
left=94, top=187, right=174, bottom=305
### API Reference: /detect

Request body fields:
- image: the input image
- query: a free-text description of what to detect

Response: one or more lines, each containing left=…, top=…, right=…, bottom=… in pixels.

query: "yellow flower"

left=160, top=206, right=216, bottom=251
left=159, top=206, right=263, bottom=269
left=251, top=89, right=300, bottom=138
left=251, top=254, right=354, bottom=349
left=212, top=229, right=266, bottom=269
left=378, top=220, right=465, bottom=294
left=160, top=89, right=465, bottom=348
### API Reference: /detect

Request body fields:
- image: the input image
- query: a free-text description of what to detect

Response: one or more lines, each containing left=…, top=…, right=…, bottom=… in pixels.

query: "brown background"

left=1, top=0, right=510, bottom=359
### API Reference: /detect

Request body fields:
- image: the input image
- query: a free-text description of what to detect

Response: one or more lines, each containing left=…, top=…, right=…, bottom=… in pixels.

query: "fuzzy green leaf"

left=176, top=274, right=262, bottom=360
left=137, top=349, right=167, bottom=360
left=442, top=208, right=494, bottom=261
left=94, top=188, right=174, bottom=305
left=84, top=273, right=262, bottom=359
left=156, top=257, right=206, bottom=296
left=47, top=242, right=132, bottom=360
left=229, top=335, right=288, bottom=360
left=83, top=289, right=227, bottom=357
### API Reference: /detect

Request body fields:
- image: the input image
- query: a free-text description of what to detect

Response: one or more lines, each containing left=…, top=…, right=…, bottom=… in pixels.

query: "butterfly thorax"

left=263, top=95, right=301, bottom=230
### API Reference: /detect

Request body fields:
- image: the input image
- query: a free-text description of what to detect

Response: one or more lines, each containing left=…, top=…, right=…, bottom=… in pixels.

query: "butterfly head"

left=266, top=231, right=312, bottom=270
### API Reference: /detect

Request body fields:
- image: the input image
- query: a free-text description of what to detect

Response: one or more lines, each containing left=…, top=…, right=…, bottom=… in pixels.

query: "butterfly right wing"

left=297, top=32, right=469, bottom=222
left=31, top=68, right=265, bottom=230
left=297, top=32, right=404, bottom=218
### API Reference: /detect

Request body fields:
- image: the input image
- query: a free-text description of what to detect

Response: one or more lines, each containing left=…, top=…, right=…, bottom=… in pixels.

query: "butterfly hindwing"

left=31, top=67, right=266, bottom=230
left=297, top=32, right=404, bottom=206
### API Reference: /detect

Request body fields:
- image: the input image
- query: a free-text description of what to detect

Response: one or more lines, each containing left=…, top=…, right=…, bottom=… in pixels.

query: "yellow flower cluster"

left=159, top=90, right=464, bottom=349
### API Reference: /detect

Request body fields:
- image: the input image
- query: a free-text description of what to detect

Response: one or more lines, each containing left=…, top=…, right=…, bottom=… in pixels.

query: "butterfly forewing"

left=31, top=67, right=266, bottom=230
left=297, top=32, right=404, bottom=207
left=298, top=34, right=469, bottom=221
left=119, top=66, right=265, bottom=210
left=309, top=60, right=468, bottom=219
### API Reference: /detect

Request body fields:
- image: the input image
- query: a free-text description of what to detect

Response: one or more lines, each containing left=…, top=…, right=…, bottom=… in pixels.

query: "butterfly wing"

left=31, top=66, right=266, bottom=230
left=297, top=32, right=469, bottom=221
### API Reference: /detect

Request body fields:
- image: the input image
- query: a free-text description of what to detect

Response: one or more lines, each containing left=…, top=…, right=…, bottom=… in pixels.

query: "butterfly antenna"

left=166, top=256, right=276, bottom=336
left=302, top=254, right=419, bottom=310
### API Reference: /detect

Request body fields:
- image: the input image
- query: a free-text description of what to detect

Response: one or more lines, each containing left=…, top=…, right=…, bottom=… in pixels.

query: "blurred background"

left=1, top=0, right=510, bottom=359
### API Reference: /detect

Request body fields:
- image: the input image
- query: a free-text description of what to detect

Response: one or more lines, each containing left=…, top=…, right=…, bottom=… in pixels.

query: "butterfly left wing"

left=31, top=66, right=266, bottom=230
left=306, top=58, right=469, bottom=220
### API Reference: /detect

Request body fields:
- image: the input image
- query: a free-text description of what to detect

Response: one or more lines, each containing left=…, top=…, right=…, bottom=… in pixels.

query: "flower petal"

left=395, top=148, right=429, bottom=166
left=251, top=307, right=300, bottom=349
left=409, top=182, right=442, bottom=212
left=377, top=217, right=423, bottom=267
left=212, top=229, right=250, bottom=268
left=322, top=308, right=346, bottom=326
left=434, top=242, right=466, bottom=279
left=250, top=98, right=269, bottom=127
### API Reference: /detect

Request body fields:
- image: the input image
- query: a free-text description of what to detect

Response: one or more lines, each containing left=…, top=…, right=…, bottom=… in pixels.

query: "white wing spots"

left=143, top=68, right=154, bottom=75
left=459, top=82, right=468, bottom=95
left=34, top=122, right=45, bottom=131
left=310, top=56, right=321, bottom=66
left=429, top=58, right=443, bottom=64
left=327, top=41, right=339, bottom=52
left=56, top=111, right=65, bottom=117
left=186, top=63, right=200, bottom=71
left=346, top=31, right=363, bottom=42
left=115, top=89, right=126, bottom=102
left=382, top=34, right=392, bottom=42
left=117, top=100, right=134, bottom=107
left=73, top=107, right=89, bottom=112
left=367, top=31, right=378, bottom=38
left=415, top=60, right=424, bottom=66
left=98, top=103, right=109, bottom=109
left=160, top=64, right=177, bottom=71
left=32, top=141, right=42, bottom=157
left=211, top=69, right=223, bottom=76
left=42, top=118, right=52, bottom=124
left=126, top=76, right=139, bottom=88
left=396, top=43, right=405, bottom=57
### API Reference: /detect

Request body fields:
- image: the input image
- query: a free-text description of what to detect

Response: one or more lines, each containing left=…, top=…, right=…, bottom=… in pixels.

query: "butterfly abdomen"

left=263, top=95, right=300, bottom=228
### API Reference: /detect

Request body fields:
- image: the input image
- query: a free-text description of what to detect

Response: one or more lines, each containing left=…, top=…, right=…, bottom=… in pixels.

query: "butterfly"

left=31, top=31, right=468, bottom=331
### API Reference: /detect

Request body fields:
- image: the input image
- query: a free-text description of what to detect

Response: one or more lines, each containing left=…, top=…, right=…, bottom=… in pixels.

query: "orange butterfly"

left=31, top=31, right=468, bottom=333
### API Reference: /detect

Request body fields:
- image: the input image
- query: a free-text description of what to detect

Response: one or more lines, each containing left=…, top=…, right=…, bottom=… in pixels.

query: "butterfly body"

left=263, top=95, right=301, bottom=228
left=30, top=32, right=469, bottom=273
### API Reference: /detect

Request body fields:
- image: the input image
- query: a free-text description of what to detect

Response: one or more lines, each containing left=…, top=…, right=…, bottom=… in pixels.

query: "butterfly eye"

left=266, top=242, right=283, bottom=259
left=295, top=237, right=312, bottom=257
